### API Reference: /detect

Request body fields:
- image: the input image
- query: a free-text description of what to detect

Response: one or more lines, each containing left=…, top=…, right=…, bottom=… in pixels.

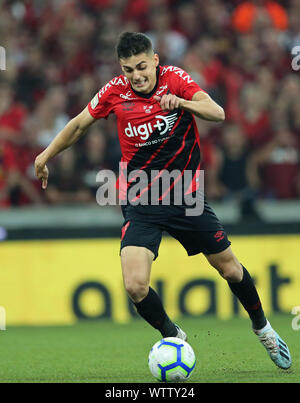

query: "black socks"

left=134, top=287, right=177, bottom=337
left=227, top=265, right=267, bottom=330
left=134, top=267, right=266, bottom=335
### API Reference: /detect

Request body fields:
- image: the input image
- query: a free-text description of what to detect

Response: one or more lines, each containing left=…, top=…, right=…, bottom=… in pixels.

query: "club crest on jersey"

left=143, top=105, right=154, bottom=114
left=124, top=113, right=178, bottom=140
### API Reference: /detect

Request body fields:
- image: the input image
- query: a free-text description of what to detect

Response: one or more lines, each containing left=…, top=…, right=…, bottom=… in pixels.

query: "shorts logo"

left=121, top=221, right=130, bottom=240
left=214, top=231, right=224, bottom=242
left=124, top=113, right=178, bottom=141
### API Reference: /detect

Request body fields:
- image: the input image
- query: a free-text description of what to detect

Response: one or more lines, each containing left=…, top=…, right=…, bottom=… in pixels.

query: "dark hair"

left=116, top=32, right=153, bottom=59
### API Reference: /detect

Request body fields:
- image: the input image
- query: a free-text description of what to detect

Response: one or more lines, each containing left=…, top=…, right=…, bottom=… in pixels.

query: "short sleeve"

left=87, top=83, right=114, bottom=120
left=167, top=67, right=205, bottom=101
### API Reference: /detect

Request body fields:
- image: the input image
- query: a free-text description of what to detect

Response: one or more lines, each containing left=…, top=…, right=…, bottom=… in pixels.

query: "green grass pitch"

left=0, top=315, right=298, bottom=383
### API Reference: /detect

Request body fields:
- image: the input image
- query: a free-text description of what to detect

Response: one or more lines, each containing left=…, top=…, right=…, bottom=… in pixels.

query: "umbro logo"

left=122, top=102, right=135, bottom=111
left=214, top=231, right=225, bottom=242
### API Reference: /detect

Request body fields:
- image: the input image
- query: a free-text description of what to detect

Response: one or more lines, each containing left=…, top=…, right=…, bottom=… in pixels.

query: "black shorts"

left=120, top=200, right=231, bottom=260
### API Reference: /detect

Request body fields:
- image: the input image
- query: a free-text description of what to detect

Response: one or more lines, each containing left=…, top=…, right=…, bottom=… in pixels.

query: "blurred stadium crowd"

left=0, top=0, right=299, bottom=218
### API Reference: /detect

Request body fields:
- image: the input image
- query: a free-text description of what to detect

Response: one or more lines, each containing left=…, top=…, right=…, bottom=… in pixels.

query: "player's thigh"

left=120, top=245, right=154, bottom=286
left=120, top=219, right=162, bottom=289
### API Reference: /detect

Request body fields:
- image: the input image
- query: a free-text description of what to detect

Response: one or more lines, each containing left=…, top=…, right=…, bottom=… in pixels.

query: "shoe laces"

left=259, top=331, right=279, bottom=356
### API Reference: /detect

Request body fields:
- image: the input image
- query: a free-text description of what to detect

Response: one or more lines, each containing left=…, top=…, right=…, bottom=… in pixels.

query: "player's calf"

left=206, top=248, right=267, bottom=330
left=134, top=287, right=178, bottom=338
left=227, top=265, right=267, bottom=330
left=121, top=246, right=177, bottom=337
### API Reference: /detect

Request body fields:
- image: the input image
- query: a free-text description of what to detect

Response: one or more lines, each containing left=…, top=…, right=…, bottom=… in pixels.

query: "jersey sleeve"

left=87, top=83, right=114, bottom=120
left=167, top=67, right=205, bottom=100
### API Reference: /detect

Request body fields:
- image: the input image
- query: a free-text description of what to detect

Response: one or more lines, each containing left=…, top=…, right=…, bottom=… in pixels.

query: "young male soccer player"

left=35, top=32, right=291, bottom=369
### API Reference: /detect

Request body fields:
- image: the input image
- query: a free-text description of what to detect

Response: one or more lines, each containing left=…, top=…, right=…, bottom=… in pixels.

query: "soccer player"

left=35, top=32, right=291, bottom=370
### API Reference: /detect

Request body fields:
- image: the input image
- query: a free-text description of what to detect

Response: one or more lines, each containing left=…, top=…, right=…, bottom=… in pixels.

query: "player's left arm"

left=183, top=91, right=225, bottom=122
left=154, top=91, right=225, bottom=122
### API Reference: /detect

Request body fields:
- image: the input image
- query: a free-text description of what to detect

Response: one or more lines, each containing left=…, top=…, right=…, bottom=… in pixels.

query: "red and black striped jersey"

left=87, top=65, right=204, bottom=204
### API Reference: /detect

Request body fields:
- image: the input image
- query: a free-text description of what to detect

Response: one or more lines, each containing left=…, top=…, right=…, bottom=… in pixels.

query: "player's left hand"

left=154, top=94, right=183, bottom=111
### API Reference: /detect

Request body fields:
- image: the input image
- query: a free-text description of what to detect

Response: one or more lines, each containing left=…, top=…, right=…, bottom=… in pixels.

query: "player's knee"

left=208, top=252, right=243, bottom=282
left=124, top=278, right=149, bottom=303
left=217, top=259, right=243, bottom=282
left=218, top=264, right=242, bottom=282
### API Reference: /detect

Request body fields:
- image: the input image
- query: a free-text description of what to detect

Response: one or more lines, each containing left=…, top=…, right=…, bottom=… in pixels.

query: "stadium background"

left=0, top=0, right=299, bottom=328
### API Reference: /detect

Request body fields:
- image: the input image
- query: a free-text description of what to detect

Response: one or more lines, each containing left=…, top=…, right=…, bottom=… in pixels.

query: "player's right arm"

left=35, top=106, right=96, bottom=189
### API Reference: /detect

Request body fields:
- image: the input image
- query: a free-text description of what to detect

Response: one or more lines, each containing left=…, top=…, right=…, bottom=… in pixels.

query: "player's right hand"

left=154, top=94, right=182, bottom=111
left=34, top=156, right=49, bottom=189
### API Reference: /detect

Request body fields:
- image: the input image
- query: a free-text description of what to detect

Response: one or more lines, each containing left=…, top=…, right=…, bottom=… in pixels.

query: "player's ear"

left=154, top=53, right=159, bottom=67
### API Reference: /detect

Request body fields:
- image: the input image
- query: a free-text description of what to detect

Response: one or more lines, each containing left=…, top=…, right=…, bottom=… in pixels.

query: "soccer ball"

left=148, top=337, right=196, bottom=382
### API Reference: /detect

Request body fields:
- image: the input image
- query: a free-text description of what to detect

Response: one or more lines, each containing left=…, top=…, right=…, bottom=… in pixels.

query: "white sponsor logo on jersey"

left=120, top=91, right=138, bottom=101
left=124, top=113, right=178, bottom=140
left=161, top=66, right=194, bottom=83
left=97, top=76, right=128, bottom=100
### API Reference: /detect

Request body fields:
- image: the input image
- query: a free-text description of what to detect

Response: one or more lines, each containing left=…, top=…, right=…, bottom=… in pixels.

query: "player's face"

left=120, top=52, right=159, bottom=94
